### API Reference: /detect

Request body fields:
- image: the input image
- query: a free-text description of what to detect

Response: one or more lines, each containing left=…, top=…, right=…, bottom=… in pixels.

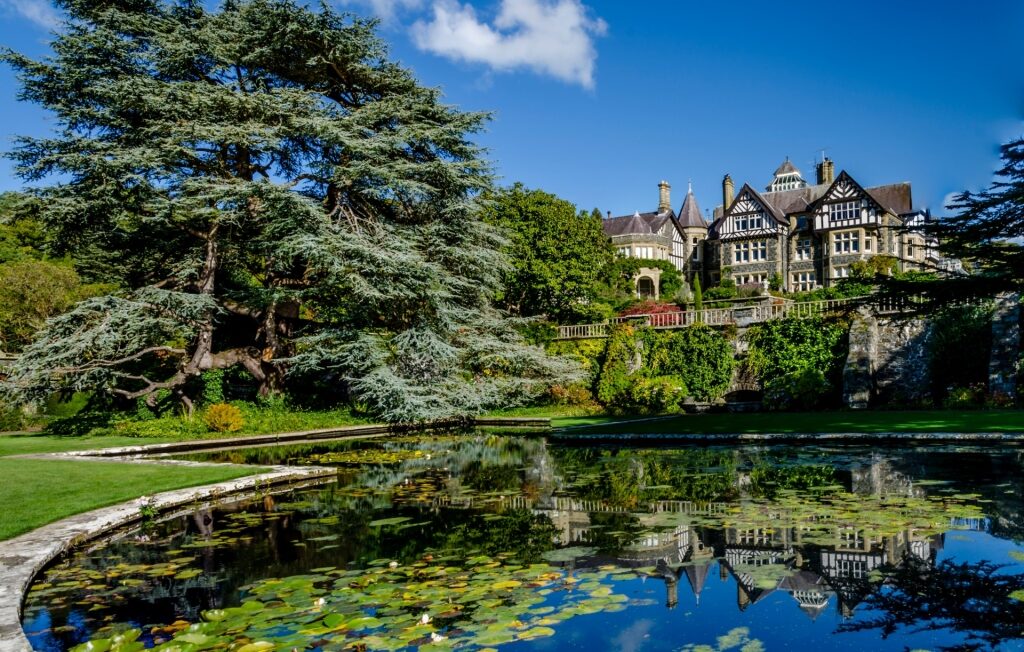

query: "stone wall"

left=842, top=308, right=933, bottom=408
left=988, top=293, right=1020, bottom=400
left=843, top=295, right=1021, bottom=408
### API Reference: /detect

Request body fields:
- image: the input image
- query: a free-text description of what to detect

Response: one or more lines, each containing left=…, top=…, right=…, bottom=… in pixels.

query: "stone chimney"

left=722, top=174, right=734, bottom=212
left=658, top=180, right=671, bottom=213
left=816, top=158, right=835, bottom=185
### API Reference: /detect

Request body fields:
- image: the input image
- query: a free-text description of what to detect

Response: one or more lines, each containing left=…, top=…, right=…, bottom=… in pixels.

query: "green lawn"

left=553, top=410, right=1024, bottom=434
left=0, top=458, right=262, bottom=540
left=0, top=433, right=173, bottom=457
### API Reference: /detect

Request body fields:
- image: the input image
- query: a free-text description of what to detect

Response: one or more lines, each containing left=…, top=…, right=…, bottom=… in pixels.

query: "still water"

left=22, top=435, right=1024, bottom=651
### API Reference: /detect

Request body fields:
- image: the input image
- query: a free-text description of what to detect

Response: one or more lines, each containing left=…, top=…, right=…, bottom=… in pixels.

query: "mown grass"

left=553, top=410, right=1024, bottom=434
left=0, top=434, right=173, bottom=457
left=0, top=459, right=263, bottom=541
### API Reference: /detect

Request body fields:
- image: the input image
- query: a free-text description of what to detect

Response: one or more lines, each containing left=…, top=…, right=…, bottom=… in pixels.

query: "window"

left=734, top=214, right=763, bottom=232
left=865, top=238, right=872, bottom=252
left=834, top=266, right=850, bottom=279
left=736, top=273, right=766, bottom=286
left=830, top=201, right=860, bottom=222
left=792, top=271, right=816, bottom=291
left=733, top=240, right=767, bottom=263
left=833, top=231, right=860, bottom=254
left=796, top=238, right=812, bottom=261
left=907, top=244, right=914, bottom=257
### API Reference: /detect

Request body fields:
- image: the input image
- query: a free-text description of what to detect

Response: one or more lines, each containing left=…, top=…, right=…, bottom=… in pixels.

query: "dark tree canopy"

left=881, top=137, right=1024, bottom=303
left=1, top=0, right=577, bottom=421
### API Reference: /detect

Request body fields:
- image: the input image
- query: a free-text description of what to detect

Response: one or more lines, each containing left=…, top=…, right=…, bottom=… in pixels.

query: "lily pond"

left=23, top=434, right=1024, bottom=652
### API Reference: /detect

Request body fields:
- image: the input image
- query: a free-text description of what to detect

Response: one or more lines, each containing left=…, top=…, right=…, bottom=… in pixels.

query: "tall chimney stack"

left=722, top=174, right=735, bottom=212
left=815, top=158, right=835, bottom=185
left=658, top=180, right=671, bottom=213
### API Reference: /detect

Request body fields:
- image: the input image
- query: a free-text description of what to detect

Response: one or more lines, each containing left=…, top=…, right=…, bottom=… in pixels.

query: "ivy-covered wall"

left=547, top=324, right=734, bottom=413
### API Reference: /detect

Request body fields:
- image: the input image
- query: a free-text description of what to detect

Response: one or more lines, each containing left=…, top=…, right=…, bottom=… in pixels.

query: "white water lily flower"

left=420, top=613, right=431, bottom=624
left=430, top=632, right=446, bottom=642
left=389, top=561, right=399, bottom=568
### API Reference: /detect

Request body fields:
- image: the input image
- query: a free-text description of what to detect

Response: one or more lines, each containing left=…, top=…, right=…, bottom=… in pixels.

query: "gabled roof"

left=810, top=170, right=913, bottom=217
left=729, top=183, right=788, bottom=226
left=602, top=208, right=685, bottom=238
left=711, top=173, right=915, bottom=225
left=677, top=190, right=706, bottom=228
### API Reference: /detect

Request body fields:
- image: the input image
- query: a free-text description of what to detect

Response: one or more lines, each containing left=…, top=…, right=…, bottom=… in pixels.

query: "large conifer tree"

left=1, top=0, right=577, bottom=421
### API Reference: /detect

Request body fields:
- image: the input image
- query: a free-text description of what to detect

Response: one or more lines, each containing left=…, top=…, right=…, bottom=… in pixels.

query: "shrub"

left=643, top=326, right=734, bottom=401
left=942, top=384, right=985, bottom=410
left=547, top=338, right=605, bottom=387
left=763, top=368, right=830, bottom=411
left=204, top=403, right=244, bottom=433
left=547, top=384, right=595, bottom=406
left=704, top=283, right=737, bottom=300
left=628, top=375, right=688, bottom=413
left=595, top=325, right=637, bottom=405
left=618, top=300, right=681, bottom=317
left=747, top=317, right=848, bottom=410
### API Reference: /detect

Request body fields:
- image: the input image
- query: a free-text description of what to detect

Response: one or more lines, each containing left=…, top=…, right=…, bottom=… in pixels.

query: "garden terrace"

left=555, top=295, right=954, bottom=339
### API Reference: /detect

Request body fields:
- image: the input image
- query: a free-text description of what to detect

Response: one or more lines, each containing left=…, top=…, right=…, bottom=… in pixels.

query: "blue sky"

left=1, top=0, right=1021, bottom=218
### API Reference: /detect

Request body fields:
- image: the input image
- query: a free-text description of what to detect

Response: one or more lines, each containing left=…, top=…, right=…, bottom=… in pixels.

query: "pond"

left=22, top=434, right=1024, bottom=652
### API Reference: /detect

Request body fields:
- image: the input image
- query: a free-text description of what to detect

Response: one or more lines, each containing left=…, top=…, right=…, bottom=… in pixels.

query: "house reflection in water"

left=479, top=457, right=986, bottom=621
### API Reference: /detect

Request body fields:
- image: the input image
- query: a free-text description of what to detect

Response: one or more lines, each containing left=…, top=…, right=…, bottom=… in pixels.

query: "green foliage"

left=0, top=259, right=107, bottom=352
left=929, top=304, right=994, bottom=404
left=595, top=325, right=636, bottom=406
left=594, top=257, right=684, bottom=311
left=0, top=192, right=46, bottom=264
left=762, top=367, right=831, bottom=411
left=692, top=276, right=704, bottom=312
left=643, top=326, right=734, bottom=401
left=200, top=370, right=226, bottom=406
left=747, top=317, right=848, bottom=410
left=203, top=403, right=244, bottom=433
left=768, top=272, right=783, bottom=292
left=704, top=277, right=737, bottom=300
left=592, top=324, right=733, bottom=411
left=626, top=375, right=688, bottom=413
left=546, top=338, right=605, bottom=386
left=1, top=0, right=579, bottom=421
left=483, top=185, right=615, bottom=322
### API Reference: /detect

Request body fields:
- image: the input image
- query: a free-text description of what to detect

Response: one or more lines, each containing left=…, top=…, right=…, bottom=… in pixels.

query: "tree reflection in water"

left=837, top=557, right=1024, bottom=652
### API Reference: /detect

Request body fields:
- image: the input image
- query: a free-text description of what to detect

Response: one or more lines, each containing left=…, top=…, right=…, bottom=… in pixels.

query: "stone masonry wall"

left=843, top=308, right=932, bottom=408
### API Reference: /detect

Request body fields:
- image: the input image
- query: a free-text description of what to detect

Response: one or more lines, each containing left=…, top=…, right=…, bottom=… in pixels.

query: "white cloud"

left=338, top=0, right=424, bottom=21
left=410, top=0, right=606, bottom=89
left=1, top=0, right=61, bottom=30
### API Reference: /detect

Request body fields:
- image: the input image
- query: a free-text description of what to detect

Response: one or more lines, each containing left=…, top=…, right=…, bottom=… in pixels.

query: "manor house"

left=603, top=158, right=937, bottom=295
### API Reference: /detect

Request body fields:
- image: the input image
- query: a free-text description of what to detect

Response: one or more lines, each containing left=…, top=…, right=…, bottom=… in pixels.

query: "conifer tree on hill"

left=0, top=0, right=579, bottom=421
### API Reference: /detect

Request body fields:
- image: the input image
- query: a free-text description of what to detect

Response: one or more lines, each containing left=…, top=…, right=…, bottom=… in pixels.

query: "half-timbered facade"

left=711, top=184, right=789, bottom=287
left=708, top=159, right=924, bottom=291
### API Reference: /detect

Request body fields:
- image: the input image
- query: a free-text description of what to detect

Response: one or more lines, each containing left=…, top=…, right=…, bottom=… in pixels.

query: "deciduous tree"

left=483, top=184, right=614, bottom=322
